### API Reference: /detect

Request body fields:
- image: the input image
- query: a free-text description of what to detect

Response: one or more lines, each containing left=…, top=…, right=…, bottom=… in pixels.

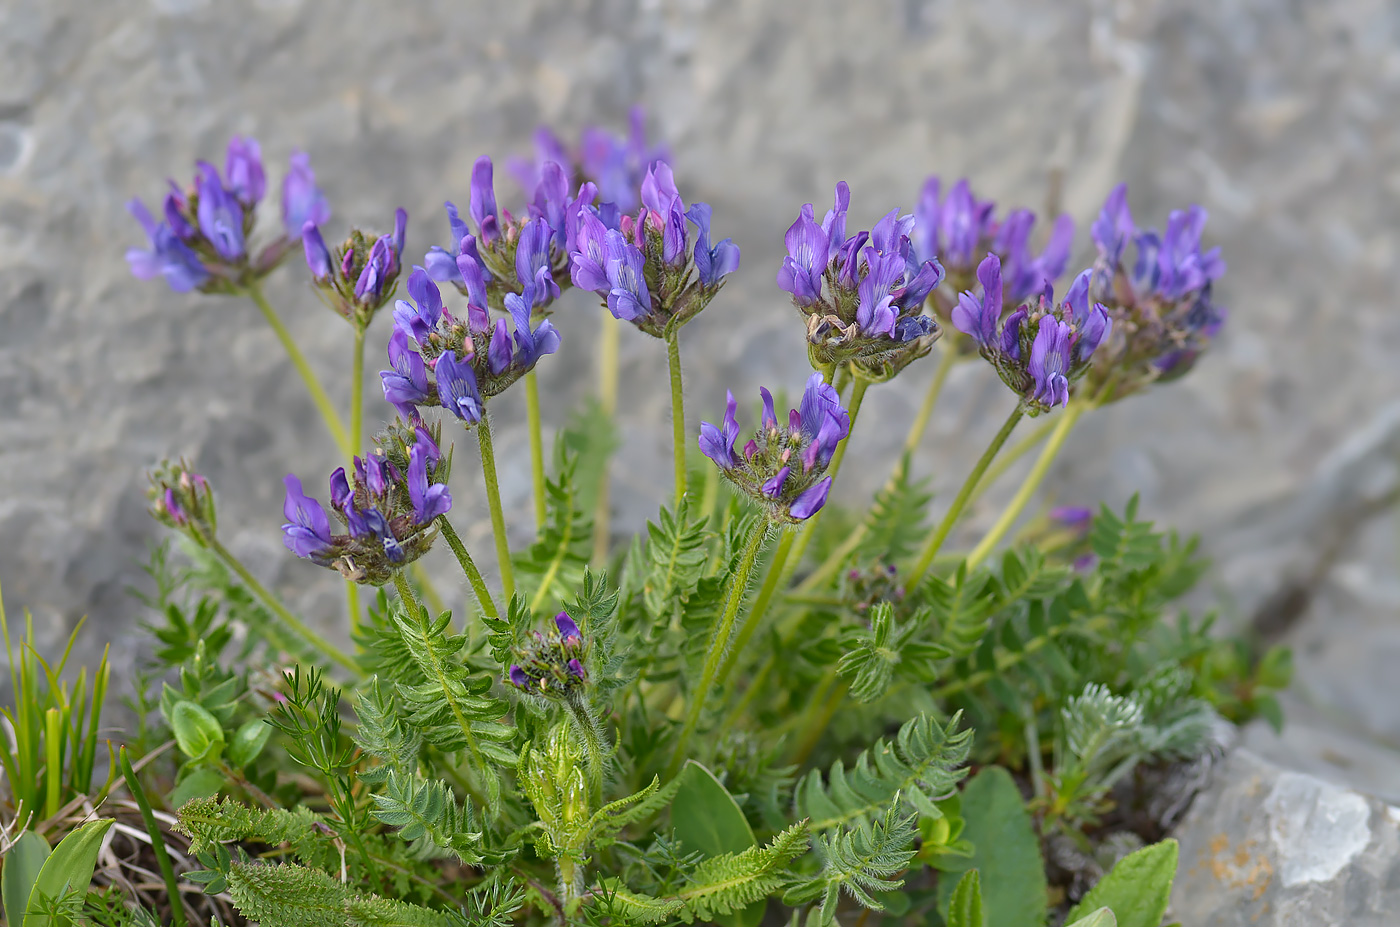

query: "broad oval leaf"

left=24, top=818, right=114, bottom=927
left=3, top=830, right=49, bottom=927
left=1065, top=839, right=1178, bottom=927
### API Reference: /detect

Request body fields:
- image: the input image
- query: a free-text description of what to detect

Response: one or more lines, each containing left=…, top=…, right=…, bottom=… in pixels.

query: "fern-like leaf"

left=514, top=449, right=593, bottom=610
left=642, top=498, right=709, bottom=621
left=794, top=712, right=970, bottom=831
left=369, top=770, right=498, bottom=865
left=353, top=675, right=421, bottom=785
left=225, top=860, right=460, bottom=927
left=860, top=454, right=932, bottom=561
left=176, top=798, right=337, bottom=870
left=786, top=803, right=917, bottom=924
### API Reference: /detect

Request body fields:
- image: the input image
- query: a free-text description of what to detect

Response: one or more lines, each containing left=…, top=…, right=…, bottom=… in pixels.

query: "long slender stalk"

left=905, top=339, right=958, bottom=458
left=965, top=400, right=1086, bottom=568
left=245, top=281, right=348, bottom=455
left=438, top=517, right=499, bottom=618
left=714, top=529, right=793, bottom=690
left=666, top=328, right=688, bottom=508
left=392, top=570, right=419, bottom=615
left=906, top=404, right=1024, bottom=586
left=779, top=375, right=871, bottom=588
left=666, top=519, right=770, bottom=778
left=120, top=746, right=188, bottom=927
left=525, top=371, right=547, bottom=532
left=476, top=417, right=516, bottom=602
left=207, top=538, right=357, bottom=674
left=963, top=417, right=1057, bottom=509
left=790, top=675, right=847, bottom=765
left=345, top=326, right=368, bottom=635
left=591, top=309, right=622, bottom=565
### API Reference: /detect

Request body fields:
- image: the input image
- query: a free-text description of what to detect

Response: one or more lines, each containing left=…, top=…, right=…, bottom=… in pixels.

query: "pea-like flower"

left=423, top=156, right=595, bottom=315
left=777, top=183, right=945, bottom=379
left=302, top=209, right=408, bottom=329
left=954, top=253, right=1111, bottom=415
left=699, top=373, right=850, bottom=523
left=1087, top=184, right=1226, bottom=394
left=569, top=162, right=739, bottom=338
left=507, top=611, right=589, bottom=697
left=148, top=460, right=218, bottom=545
left=912, top=177, right=1075, bottom=309
left=380, top=268, right=560, bottom=424
left=126, top=137, right=331, bottom=293
left=507, top=106, right=671, bottom=214
left=281, top=424, right=452, bottom=585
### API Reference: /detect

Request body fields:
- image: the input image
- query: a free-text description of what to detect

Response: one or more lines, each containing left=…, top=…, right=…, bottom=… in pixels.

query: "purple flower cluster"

left=302, top=209, right=408, bottom=328
left=424, top=156, right=598, bottom=316
left=912, top=177, right=1075, bottom=310
left=126, top=137, right=330, bottom=293
left=148, top=461, right=217, bottom=542
left=282, top=423, right=451, bottom=585
left=777, top=183, right=945, bottom=378
left=699, top=373, right=850, bottom=522
left=1088, top=184, right=1227, bottom=389
left=380, top=268, right=560, bottom=424
left=507, top=612, right=588, bottom=697
left=953, top=254, right=1112, bottom=413
left=569, top=162, right=740, bottom=338
left=507, top=106, right=671, bottom=214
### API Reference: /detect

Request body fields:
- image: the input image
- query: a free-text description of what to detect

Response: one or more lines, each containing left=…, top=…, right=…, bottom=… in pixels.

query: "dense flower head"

left=508, top=106, right=671, bottom=214
left=1087, top=183, right=1227, bottom=394
left=507, top=611, right=589, bottom=697
left=302, top=208, right=408, bottom=328
left=381, top=268, right=560, bottom=424
left=777, top=182, right=945, bottom=379
left=698, top=373, right=850, bottom=523
left=126, top=137, right=331, bottom=293
left=424, top=156, right=596, bottom=316
left=912, top=176, right=1075, bottom=311
left=281, top=422, right=451, bottom=585
left=147, top=460, right=217, bottom=543
left=953, top=254, right=1112, bottom=414
left=569, top=162, right=740, bottom=337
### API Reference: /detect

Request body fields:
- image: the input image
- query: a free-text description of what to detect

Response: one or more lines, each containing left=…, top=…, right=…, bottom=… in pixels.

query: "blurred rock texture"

left=1, top=0, right=1398, bottom=846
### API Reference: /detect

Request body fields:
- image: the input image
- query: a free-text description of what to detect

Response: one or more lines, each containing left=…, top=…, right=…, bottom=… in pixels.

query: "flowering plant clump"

left=0, top=114, right=1295, bottom=927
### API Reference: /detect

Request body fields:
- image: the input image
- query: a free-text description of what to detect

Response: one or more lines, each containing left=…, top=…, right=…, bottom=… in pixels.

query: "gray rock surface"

left=0, top=0, right=1398, bottom=805
left=1170, top=748, right=1400, bottom=926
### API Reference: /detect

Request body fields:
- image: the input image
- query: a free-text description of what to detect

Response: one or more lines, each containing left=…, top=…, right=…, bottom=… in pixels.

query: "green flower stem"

left=525, top=370, right=548, bottom=532
left=778, top=374, right=870, bottom=590
left=244, top=281, right=349, bottom=456
left=714, top=528, right=793, bottom=691
left=476, top=416, right=516, bottom=602
left=345, top=326, right=367, bottom=635
left=666, top=328, right=688, bottom=508
left=591, top=308, right=622, bottom=566
left=790, top=674, right=848, bottom=765
left=666, top=518, right=771, bottom=779
left=206, top=537, right=357, bottom=675
left=906, top=404, right=1024, bottom=586
left=965, top=399, right=1086, bottom=568
left=120, top=746, right=188, bottom=927
left=438, top=516, right=499, bottom=618
left=392, top=570, right=419, bottom=615
left=962, top=416, right=1057, bottom=509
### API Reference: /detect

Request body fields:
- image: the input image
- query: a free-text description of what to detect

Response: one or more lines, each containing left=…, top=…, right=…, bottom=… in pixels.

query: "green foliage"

left=937, top=767, right=1047, bottom=927
left=176, top=797, right=338, bottom=870
left=642, top=498, right=709, bottom=622
left=785, top=803, right=916, bottom=925
left=4, top=830, right=50, bottom=927
left=1065, top=840, right=1179, bottom=927
left=23, top=818, right=115, bottom=927
left=514, top=447, right=595, bottom=611
left=860, top=454, right=932, bottom=561
left=0, top=584, right=111, bottom=825
left=223, top=860, right=460, bottom=927
left=944, top=869, right=985, bottom=927
left=370, top=771, right=499, bottom=865
left=794, top=712, right=971, bottom=832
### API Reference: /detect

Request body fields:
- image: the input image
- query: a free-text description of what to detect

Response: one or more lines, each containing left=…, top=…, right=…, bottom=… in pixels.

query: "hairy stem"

left=714, top=529, right=793, bottom=691
left=962, top=416, right=1056, bottom=509
left=345, top=327, right=367, bottom=634
left=666, top=328, right=688, bottom=508
left=790, top=675, right=848, bottom=765
left=965, top=400, right=1086, bottom=568
left=245, top=281, right=348, bottom=455
left=392, top=568, right=419, bottom=615
left=525, top=370, right=547, bottom=532
left=667, top=519, right=771, bottom=778
left=476, top=416, right=516, bottom=602
left=438, top=516, right=499, bottom=618
left=907, top=404, right=1024, bottom=586
left=207, top=538, right=356, bottom=675
left=591, top=309, right=621, bottom=566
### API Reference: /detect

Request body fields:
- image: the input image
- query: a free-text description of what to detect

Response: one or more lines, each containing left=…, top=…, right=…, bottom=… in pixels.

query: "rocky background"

left=1, top=0, right=1398, bottom=918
